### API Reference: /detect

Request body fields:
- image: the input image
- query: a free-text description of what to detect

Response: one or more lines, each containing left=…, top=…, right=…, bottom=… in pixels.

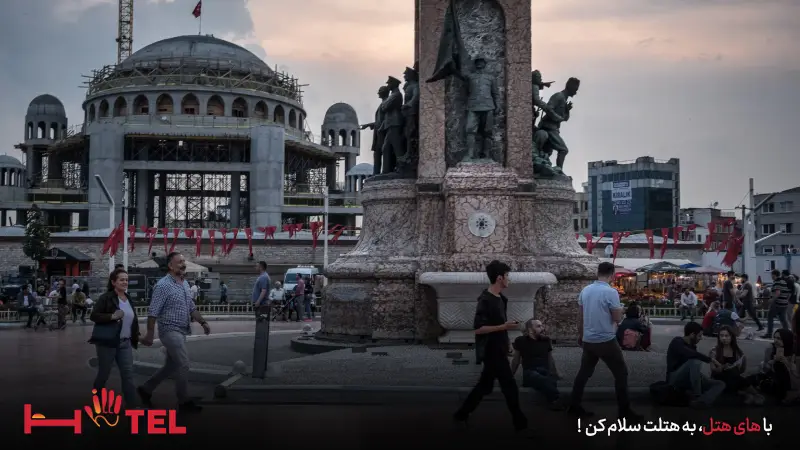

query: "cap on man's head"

left=387, top=76, right=401, bottom=85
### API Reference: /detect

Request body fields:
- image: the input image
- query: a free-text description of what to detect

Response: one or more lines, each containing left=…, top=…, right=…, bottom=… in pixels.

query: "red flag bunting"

left=220, top=228, right=228, bottom=256
left=245, top=228, right=253, bottom=257
left=184, top=229, right=195, bottom=239
left=169, top=228, right=180, bottom=254
left=659, top=227, right=669, bottom=259
left=644, top=229, right=655, bottom=259
left=704, top=222, right=714, bottom=251
left=192, top=1, right=202, bottom=18
left=331, top=227, right=346, bottom=243
left=611, top=232, right=622, bottom=263
left=687, top=224, right=697, bottom=232
left=128, top=225, right=136, bottom=252
left=672, top=226, right=684, bottom=244
left=209, top=229, right=216, bottom=257
left=722, top=236, right=744, bottom=267
left=110, top=222, right=124, bottom=257
left=310, top=221, right=324, bottom=249
left=227, top=228, right=239, bottom=255
left=194, top=229, right=203, bottom=258
left=147, top=228, right=156, bottom=256
left=161, top=227, right=169, bottom=254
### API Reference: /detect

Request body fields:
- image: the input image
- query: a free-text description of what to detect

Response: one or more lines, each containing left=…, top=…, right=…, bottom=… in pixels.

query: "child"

left=510, top=319, right=563, bottom=410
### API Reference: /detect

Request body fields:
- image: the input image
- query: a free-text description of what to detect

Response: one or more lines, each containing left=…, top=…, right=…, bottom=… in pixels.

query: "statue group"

left=532, top=70, right=580, bottom=178
left=361, top=63, right=420, bottom=179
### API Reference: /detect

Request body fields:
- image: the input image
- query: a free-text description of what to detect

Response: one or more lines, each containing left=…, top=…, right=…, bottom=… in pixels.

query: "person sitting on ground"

left=666, top=321, right=726, bottom=408
left=679, top=287, right=698, bottom=321
left=617, top=303, right=651, bottom=351
left=714, top=304, right=746, bottom=338
left=701, top=301, right=720, bottom=336
left=754, top=328, right=800, bottom=404
left=71, top=288, right=87, bottom=324
left=510, top=319, right=563, bottom=411
left=708, top=325, right=764, bottom=405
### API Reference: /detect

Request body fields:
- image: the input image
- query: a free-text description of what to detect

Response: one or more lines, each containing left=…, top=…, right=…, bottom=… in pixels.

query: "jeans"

left=766, top=302, right=788, bottom=334
left=19, top=306, right=38, bottom=327
left=304, top=295, right=313, bottom=319
left=570, top=339, right=631, bottom=414
left=455, top=351, right=527, bottom=430
left=667, top=359, right=725, bottom=405
left=680, top=305, right=696, bottom=321
left=141, top=331, right=191, bottom=403
left=72, top=304, right=87, bottom=322
left=292, top=296, right=303, bottom=322
left=738, top=300, right=763, bottom=329
left=94, top=339, right=136, bottom=407
left=523, top=368, right=560, bottom=402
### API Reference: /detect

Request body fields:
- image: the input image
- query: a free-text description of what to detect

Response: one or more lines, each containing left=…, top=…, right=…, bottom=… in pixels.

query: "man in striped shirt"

left=762, top=269, right=791, bottom=339
left=139, top=252, right=210, bottom=412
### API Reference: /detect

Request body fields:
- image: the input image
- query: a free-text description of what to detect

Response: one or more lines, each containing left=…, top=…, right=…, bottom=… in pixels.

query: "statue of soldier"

left=399, top=62, right=420, bottom=177
left=361, top=85, right=391, bottom=175
left=533, top=77, right=580, bottom=175
left=457, top=57, right=500, bottom=162
left=531, top=70, right=557, bottom=176
left=379, top=76, right=406, bottom=174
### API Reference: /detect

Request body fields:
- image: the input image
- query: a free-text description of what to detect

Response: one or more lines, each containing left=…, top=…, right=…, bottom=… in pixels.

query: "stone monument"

left=318, top=0, right=598, bottom=346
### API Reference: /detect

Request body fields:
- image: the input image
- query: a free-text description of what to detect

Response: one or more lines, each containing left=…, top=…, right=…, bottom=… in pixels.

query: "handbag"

left=89, top=319, right=123, bottom=347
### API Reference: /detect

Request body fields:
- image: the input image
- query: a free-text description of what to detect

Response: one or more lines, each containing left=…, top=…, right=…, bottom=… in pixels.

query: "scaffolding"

left=284, top=150, right=332, bottom=195
left=83, top=57, right=305, bottom=103
left=147, top=171, right=248, bottom=229
left=124, top=136, right=250, bottom=163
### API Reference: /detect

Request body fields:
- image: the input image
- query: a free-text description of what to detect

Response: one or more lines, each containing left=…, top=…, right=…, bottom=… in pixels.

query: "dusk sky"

left=1, top=0, right=798, bottom=212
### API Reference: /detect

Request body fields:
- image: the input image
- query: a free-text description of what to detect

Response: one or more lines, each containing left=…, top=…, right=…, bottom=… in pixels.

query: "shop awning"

left=635, top=261, right=689, bottom=273
left=600, top=258, right=692, bottom=272
left=40, top=247, right=93, bottom=262
left=689, top=265, right=727, bottom=274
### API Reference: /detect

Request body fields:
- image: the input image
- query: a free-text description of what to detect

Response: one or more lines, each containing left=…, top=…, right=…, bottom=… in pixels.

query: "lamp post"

left=323, top=185, right=329, bottom=269
left=94, top=175, right=115, bottom=273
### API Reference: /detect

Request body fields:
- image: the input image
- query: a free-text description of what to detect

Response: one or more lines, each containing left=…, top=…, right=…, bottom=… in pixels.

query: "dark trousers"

left=19, top=307, right=38, bottom=327
left=455, top=351, right=527, bottom=430
left=766, top=302, right=788, bottom=334
left=738, top=300, right=763, bottom=329
left=292, top=296, right=303, bottom=322
left=523, top=368, right=560, bottom=402
left=72, top=304, right=87, bottom=322
left=570, top=339, right=631, bottom=414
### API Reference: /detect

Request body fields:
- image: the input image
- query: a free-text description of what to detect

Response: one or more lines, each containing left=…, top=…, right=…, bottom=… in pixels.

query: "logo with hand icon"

left=84, top=388, right=122, bottom=427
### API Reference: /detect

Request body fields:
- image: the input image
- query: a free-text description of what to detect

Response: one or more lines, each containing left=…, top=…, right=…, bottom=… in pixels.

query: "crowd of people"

left=453, top=260, right=799, bottom=434
left=16, top=277, right=93, bottom=329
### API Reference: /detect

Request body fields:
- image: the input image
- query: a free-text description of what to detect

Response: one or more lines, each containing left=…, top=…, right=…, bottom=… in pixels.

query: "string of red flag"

left=101, top=224, right=356, bottom=258
left=575, top=218, right=742, bottom=267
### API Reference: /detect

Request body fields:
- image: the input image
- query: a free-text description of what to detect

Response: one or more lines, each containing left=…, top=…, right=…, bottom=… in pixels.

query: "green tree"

left=22, top=205, right=50, bottom=283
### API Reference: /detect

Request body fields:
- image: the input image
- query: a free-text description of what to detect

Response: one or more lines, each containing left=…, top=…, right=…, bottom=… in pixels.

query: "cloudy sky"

left=1, top=0, right=798, bottom=212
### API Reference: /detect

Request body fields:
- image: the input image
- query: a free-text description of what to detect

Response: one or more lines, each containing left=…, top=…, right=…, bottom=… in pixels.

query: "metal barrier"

left=0, top=303, right=255, bottom=323
left=642, top=306, right=770, bottom=320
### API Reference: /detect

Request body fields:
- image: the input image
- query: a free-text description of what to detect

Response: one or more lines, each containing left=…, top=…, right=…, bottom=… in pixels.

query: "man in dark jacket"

left=666, top=321, right=725, bottom=408
left=17, top=286, right=38, bottom=328
left=454, top=260, right=528, bottom=433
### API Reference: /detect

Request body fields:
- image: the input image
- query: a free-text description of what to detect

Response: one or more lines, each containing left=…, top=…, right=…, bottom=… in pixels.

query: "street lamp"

left=323, top=185, right=329, bottom=269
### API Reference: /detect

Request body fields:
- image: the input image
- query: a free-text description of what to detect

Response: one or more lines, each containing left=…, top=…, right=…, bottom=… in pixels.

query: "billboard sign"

left=611, top=181, right=632, bottom=215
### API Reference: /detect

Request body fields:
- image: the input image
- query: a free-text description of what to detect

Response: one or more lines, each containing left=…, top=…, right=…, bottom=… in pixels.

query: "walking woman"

left=89, top=268, right=140, bottom=407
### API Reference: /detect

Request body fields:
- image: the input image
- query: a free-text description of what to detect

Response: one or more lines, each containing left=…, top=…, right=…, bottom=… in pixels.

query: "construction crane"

left=116, top=0, right=134, bottom=63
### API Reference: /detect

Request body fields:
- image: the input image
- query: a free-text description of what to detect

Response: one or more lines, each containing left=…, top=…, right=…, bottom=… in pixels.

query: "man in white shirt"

left=189, top=281, right=199, bottom=301
left=679, top=287, right=698, bottom=321
left=71, top=279, right=80, bottom=295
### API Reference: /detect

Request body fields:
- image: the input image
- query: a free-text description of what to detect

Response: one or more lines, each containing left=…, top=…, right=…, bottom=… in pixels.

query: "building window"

left=582, top=218, right=588, bottom=229
left=765, top=260, right=776, bottom=272
left=780, top=223, right=793, bottom=233
left=763, top=246, right=774, bottom=255
left=573, top=203, right=579, bottom=214
left=779, top=201, right=794, bottom=212
left=583, top=201, right=588, bottom=211
left=573, top=219, right=579, bottom=232
left=762, top=224, right=776, bottom=234
left=763, top=202, right=775, bottom=213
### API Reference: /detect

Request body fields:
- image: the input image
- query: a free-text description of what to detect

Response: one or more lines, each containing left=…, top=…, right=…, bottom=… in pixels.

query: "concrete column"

left=87, top=124, right=124, bottom=230
left=249, top=125, right=285, bottom=228
left=47, top=154, right=61, bottom=180
left=345, top=176, right=351, bottom=193
left=136, top=169, right=148, bottom=226
left=230, top=172, right=240, bottom=227
left=0, top=168, right=5, bottom=186
left=326, top=162, right=337, bottom=190
left=158, top=172, right=167, bottom=228
left=1, top=210, right=6, bottom=227
left=26, top=148, right=36, bottom=184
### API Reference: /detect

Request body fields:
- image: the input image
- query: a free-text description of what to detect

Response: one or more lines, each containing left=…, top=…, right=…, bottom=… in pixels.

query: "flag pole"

left=199, top=8, right=202, bottom=35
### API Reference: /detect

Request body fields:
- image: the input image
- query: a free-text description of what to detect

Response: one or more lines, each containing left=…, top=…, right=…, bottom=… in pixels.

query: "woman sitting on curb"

left=708, top=326, right=764, bottom=405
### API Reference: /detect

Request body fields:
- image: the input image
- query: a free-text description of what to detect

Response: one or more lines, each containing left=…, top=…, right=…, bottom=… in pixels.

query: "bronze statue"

left=361, top=85, right=391, bottom=175
left=457, top=58, right=499, bottom=162
left=531, top=70, right=557, bottom=177
left=379, top=76, right=405, bottom=175
left=426, top=0, right=466, bottom=83
left=533, top=77, right=580, bottom=176
left=399, top=62, right=420, bottom=176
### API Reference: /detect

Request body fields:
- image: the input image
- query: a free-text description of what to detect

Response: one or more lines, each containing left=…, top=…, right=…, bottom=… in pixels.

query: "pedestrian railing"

left=0, top=303, right=255, bottom=323
left=642, top=306, right=770, bottom=320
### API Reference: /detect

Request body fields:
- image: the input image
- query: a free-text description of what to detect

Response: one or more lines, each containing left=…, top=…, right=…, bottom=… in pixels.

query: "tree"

left=22, top=204, right=50, bottom=285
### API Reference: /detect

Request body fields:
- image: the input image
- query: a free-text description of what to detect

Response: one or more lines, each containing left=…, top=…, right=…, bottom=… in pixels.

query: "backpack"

left=714, top=309, right=736, bottom=331
left=621, top=329, right=641, bottom=350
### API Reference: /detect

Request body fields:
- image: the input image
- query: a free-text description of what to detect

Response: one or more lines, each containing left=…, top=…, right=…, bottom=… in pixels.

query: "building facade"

left=5, top=35, right=363, bottom=232
left=572, top=183, right=590, bottom=234
left=754, top=186, right=800, bottom=274
left=587, top=157, right=680, bottom=234
left=679, top=207, right=738, bottom=250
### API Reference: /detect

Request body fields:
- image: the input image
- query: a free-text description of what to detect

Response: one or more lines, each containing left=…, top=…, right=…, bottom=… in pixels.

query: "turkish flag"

left=644, top=229, right=655, bottom=258
left=192, top=1, right=202, bottom=18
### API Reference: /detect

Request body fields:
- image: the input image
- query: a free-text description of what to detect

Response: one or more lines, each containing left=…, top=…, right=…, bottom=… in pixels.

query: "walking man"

left=253, top=261, right=271, bottom=316
left=762, top=269, right=791, bottom=338
left=737, top=274, right=763, bottom=331
left=138, top=252, right=210, bottom=412
left=454, top=260, right=528, bottom=433
left=569, top=262, right=642, bottom=421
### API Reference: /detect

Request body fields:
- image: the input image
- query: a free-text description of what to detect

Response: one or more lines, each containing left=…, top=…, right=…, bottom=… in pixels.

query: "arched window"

left=181, top=94, right=200, bottom=115
left=50, top=123, right=58, bottom=140
left=338, top=129, right=347, bottom=146
left=207, top=95, right=224, bottom=116
left=232, top=97, right=248, bottom=118
left=156, top=94, right=173, bottom=114
left=99, top=100, right=109, bottom=118
left=113, top=97, right=128, bottom=117
left=288, top=109, right=297, bottom=128
left=273, top=105, right=285, bottom=123
left=37, top=121, right=46, bottom=139
left=133, top=95, right=149, bottom=115
left=26, top=122, right=33, bottom=140
left=328, top=129, right=335, bottom=146
left=350, top=130, right=358, bottom=147
left=254, top=101, right=268, bottom=119
left=88, top=105, right=96, bottom=122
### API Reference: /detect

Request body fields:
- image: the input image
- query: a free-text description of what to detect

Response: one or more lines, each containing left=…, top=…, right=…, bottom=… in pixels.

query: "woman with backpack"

left=708, top=325, right=764, bottom=405
left=617, top=303, right=651, bottom=351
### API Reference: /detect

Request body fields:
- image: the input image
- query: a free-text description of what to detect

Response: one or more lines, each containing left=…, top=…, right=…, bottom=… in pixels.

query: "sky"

left=1, top=0, right=798, bottom=213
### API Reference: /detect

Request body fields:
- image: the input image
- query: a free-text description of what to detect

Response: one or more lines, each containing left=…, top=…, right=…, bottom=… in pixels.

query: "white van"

left=283, top=265, right=319, bottom=299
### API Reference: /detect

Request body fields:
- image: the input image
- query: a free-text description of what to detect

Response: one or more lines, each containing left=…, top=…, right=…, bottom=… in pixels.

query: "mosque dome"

left=27, top=94, right=66, bottom=117
left=322, top=103, right=359, bottom=125
left=0, top=155, right=24, bottom=168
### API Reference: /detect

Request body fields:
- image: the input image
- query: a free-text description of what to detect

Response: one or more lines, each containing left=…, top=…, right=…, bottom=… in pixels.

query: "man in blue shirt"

left=252, top=261, right=271, bottom=315
left=568, top=262, right=642, bottom=421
